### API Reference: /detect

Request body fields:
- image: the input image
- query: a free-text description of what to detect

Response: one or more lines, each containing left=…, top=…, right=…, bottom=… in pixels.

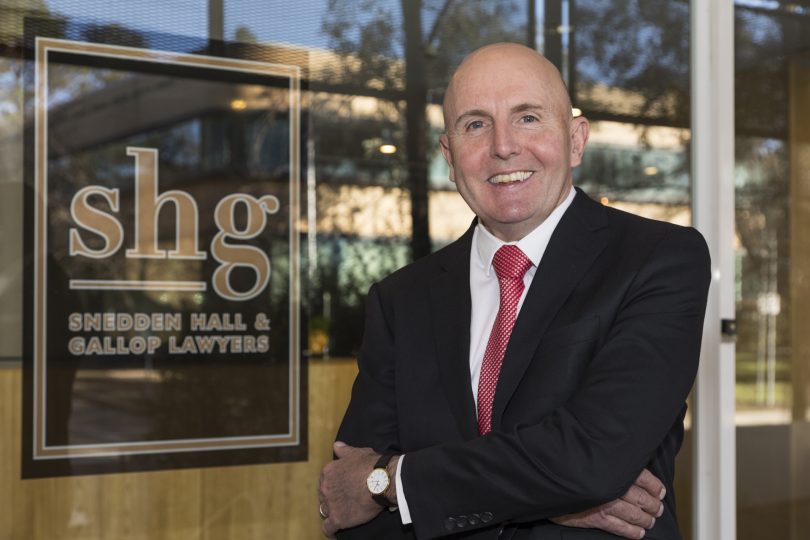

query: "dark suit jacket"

left=336, top=189, right=711, bottom=540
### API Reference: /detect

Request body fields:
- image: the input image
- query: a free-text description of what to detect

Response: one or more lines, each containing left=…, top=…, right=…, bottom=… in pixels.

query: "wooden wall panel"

left=0, top=359, right=357, bottom=540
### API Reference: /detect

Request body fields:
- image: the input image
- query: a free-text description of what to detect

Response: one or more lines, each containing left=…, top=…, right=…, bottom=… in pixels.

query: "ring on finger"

left=319, top=503, right=328, bottom=519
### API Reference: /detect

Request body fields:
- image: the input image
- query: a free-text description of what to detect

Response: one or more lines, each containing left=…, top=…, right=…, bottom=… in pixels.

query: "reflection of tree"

left=321, top=0, right=525, bottom=261
left=0, top=5, right=63, bottom=183
left=322, top=0, right=404, bottom=90
left=317, top=0, right=525, bottom=354
left=570, top=0, right=693, bottom=202
left=83, top=23, right=147, bottom=48
left=420, top=0, right=524, bottom=92
left=0, top=0, right=50, bottom=46
left=730, top=5, right=806, bottom=409
left=735, top=136, right=790, bottom=408
left=311, top=238, right=408, bottom=355
left=574, top=0, right=690, bottom=126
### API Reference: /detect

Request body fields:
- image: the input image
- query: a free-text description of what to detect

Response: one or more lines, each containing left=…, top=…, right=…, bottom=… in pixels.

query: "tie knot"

left=492, top=245, right=532, bottom=280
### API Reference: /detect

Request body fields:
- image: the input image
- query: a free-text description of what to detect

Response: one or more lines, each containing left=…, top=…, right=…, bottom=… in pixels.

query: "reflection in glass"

left=31, top=42, right=301, bottom=474
left=735, top=2, right=810, bottom=539
left=0, top=0, right=721, bottom=537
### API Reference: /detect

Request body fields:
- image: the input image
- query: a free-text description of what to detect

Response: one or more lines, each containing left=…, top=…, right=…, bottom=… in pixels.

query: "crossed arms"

left=321, top=224, right=711, bottom=539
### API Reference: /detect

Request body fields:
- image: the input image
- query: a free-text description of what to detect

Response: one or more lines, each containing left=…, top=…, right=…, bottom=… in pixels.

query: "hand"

left=319, top=442, right=385, bottom=537
left=550, top=469, right=666, bottom=539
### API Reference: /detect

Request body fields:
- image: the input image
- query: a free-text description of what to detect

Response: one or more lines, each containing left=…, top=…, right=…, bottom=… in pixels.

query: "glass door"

left=734, top=2, right=810, bottom=539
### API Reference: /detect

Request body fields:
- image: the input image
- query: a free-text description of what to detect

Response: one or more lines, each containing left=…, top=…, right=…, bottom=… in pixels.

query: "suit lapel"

left=491, top=191, right=609, bottom=429
left=429, top=222, right=479, bottom=440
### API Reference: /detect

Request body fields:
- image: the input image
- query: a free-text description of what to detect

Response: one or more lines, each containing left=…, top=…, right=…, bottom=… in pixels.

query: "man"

left=319, top=43, right=710, bottom=540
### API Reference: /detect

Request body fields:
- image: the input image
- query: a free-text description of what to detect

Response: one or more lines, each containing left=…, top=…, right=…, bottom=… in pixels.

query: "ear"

left=569, top=116, right=590, bottom=168
left=439, top=133, right=456, bottom=182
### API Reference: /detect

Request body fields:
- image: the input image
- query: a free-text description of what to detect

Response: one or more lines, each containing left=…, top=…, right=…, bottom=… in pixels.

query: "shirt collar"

left=474, top=186, right=577, bottom=276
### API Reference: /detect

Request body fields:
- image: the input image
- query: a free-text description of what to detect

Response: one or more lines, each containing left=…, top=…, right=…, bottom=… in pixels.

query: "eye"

left=466, top=120, right=485, bottom=131
left=519, top=114, right=539, bottom=124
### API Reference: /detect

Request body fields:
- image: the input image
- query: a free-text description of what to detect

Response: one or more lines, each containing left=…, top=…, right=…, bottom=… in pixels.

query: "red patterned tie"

left=477, top=245, right=533, bottom=435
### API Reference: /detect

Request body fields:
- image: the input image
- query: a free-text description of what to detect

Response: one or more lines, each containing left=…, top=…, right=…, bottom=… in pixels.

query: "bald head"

left=443, top=43, right=573, bottom=132
left=436, top=41, right=589, bottom=242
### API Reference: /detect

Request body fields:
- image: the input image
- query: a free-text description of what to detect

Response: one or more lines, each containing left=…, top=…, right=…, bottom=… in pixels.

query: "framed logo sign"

left=23, top=33, right=306, bottom=477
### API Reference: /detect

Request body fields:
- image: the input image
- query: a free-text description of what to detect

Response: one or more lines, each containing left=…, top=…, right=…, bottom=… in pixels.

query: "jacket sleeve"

left=401, top=227, right=711, bottom=539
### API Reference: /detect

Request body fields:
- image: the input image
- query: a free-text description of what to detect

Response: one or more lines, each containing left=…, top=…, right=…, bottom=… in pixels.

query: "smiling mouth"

left=488, top=171, right=533, bottom=184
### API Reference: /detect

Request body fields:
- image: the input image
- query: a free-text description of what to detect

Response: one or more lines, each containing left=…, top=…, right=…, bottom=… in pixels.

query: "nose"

left=490, top=123, right=520, bottom=159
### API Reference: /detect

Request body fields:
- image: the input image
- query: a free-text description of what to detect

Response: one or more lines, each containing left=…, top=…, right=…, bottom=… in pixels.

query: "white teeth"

left=489, top=171, right=532, bottom=184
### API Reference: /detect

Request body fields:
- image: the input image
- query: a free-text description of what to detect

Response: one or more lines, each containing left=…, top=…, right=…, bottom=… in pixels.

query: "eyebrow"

left=512, top=102, right=546, bottom=114
left=453, top=102, right=547, bottom=129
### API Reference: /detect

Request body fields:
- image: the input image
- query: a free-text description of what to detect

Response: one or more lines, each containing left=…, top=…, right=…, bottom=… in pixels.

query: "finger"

left=635, top=469, right=666, bottom=500
left=323, top=517, right=339, bottom=537
left=595, top=513, right=646, bottom=540
left=606, top=499, right=656, bottom=529
left=319, top=463, right=332, bottom=495
left=333, top=441, right=352, bottom=458
left=621, top=484, right=664, bottom=517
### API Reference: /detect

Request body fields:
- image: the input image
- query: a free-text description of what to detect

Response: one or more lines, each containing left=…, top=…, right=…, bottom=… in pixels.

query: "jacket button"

left=481, top=512, right=493, bottom=523
left=456, top=515, right=468, bottom=528
left=444, top=517, right=456, bottom=531
left=469, top=513, right=480, bottom=525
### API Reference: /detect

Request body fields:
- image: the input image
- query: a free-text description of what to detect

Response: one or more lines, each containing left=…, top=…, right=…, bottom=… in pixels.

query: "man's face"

left=440, top=44, right=589, bottom=242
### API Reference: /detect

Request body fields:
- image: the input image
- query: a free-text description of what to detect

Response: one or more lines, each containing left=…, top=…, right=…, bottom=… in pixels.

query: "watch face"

left=366, top=468, right=389, bottom=495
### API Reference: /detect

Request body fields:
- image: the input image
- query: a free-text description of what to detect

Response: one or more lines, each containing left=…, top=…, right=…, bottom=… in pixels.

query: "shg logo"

left=69, top=146, right=281, bottom=301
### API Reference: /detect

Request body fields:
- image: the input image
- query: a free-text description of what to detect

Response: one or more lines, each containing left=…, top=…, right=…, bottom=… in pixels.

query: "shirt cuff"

left=395, top=454, right=412, bottom=524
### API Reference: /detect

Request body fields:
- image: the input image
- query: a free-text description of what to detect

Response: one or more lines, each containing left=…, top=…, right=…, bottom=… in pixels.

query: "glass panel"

left=0, top=0, right=695, bottom=537
left=735, top=1, right=810, bottom=539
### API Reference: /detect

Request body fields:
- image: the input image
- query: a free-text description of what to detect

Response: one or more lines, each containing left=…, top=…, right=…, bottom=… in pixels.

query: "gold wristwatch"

left=366, top=454, right=395, bottom=507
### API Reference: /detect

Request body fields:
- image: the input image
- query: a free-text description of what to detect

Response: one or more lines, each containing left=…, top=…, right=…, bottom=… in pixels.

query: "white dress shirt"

left=395, top=187, right=577, bottom=524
